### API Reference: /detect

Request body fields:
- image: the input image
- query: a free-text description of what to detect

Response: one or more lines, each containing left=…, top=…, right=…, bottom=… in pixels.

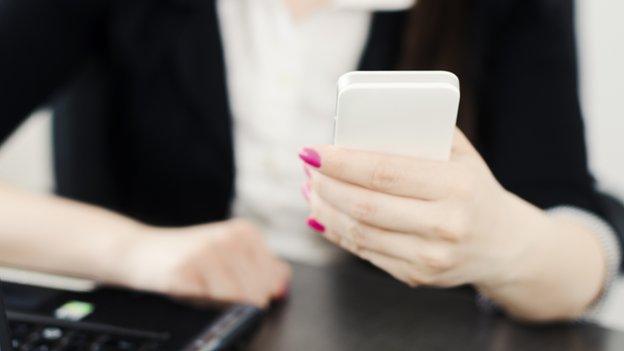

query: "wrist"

left=476, top=193, right=608, bottom=321
left=93, top=221, right=154, bottom=288
left=476, top=191, right=544, bottom=290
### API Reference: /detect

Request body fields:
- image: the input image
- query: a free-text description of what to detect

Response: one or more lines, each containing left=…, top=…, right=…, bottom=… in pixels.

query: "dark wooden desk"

left=248, top=262, right=624, bottom=351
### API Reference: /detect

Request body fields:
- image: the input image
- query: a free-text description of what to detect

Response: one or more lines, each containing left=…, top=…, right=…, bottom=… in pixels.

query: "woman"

left=0, top=0, right=621, bottom=321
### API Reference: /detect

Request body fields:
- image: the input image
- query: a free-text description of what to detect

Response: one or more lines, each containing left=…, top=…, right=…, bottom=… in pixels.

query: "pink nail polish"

left=299, top=148, right=321, bottom=168
left=307, top=217, right=325, bottom=233
left=301, top=182, right=311, bottom=202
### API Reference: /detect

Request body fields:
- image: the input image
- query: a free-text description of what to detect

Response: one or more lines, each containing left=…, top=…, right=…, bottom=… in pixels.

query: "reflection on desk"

left=248, top=261, right=624, bottom=351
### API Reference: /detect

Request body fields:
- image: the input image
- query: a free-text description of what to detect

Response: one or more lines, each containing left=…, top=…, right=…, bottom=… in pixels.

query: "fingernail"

left=307, top=217, right=325, bottom=233
left=299, top=147, right=321, bottom=168
left=301, top=182, right=311, bottom=202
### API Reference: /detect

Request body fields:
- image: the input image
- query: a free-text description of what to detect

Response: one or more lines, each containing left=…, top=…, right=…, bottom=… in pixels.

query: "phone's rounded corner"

left=438, top=71, right=460, bottom=88
left=337, top=71, right=360, bottom=93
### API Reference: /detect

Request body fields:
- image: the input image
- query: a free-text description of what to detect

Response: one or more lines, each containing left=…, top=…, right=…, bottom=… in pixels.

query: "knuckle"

left=414, top=272, right=436, bottom=286
left=405, top=276, right=421, bottom=288
left=351, top=201, right=377, bottom=220
left=404, top=270, right=432, bottom=287
left=450, top=210, right=470, bottom=241
left=332, top=163, right=348, bottom=180
left=369, top=159, right=400, bottom=191
left=432, top=209, right=468, bottom=242
left=422, top=249, right=456, bottom=272
left=324, top=230, right=342, bottom=247
left=311, top=175, right=324, bottom=194
left=339, top=234, right=361, bottom=255
left=432, top=222, right=459, bottom=242
left=346, top=221, right=367, bottom=247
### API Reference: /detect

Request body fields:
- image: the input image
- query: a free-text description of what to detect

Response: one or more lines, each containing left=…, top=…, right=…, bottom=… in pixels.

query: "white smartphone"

left=334, top=71, right=460, bottom=161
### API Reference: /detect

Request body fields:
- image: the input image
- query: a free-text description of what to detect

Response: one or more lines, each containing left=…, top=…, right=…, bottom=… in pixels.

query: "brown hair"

left=398, top=0, right=477, bottom=141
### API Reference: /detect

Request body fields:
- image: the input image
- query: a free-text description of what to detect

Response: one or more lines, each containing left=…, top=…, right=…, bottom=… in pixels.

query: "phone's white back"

left=334, top=71, right=460, bottom=160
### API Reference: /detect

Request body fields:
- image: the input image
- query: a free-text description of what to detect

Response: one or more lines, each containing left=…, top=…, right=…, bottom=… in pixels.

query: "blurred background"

left=0, top=0, right=622, bottom=328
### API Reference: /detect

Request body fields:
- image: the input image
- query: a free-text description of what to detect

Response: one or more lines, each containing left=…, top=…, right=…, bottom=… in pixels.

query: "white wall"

left=577, top=0, right=624, bottom=198
left=576, top=0, right=624, bottom=332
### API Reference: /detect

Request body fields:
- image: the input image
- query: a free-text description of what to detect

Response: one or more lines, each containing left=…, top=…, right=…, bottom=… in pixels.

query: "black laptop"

left=0, top=277, right=263, bottom=351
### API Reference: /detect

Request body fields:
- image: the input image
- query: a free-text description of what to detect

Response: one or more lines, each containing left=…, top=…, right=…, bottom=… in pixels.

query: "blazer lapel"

left=358, top=10, right=409, bottom=71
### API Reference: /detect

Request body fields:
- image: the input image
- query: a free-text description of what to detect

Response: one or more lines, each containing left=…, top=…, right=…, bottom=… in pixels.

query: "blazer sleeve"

left=0, top=0, right=107, bottom=142
left=476, top=0, right=624, bottom=261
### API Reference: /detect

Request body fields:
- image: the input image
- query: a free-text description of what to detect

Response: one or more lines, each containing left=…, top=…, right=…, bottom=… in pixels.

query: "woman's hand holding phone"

left=300, top=129, right=607, bottom=321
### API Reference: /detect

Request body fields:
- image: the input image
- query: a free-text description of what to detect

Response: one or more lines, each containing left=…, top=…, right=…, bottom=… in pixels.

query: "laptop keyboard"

left=8, top=314, right=167, bottom=351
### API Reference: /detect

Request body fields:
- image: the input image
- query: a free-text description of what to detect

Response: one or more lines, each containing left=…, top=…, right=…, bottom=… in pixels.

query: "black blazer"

left=0, top=0, right=622, bottom=256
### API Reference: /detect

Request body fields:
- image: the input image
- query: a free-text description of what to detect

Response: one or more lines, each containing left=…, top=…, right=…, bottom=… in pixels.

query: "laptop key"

left=7, top=314, right=168, bottom=351
left=41, top=327, right=64, bottom=341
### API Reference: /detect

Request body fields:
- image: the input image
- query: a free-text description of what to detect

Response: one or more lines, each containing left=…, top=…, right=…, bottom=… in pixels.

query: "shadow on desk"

left=247, top=261, right=624, bottom=351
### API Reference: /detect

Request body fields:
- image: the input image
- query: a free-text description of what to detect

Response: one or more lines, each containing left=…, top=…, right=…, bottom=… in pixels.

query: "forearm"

left=0, top=182, right=145, bottom=285
left=477, top=193, right=610, bottom=322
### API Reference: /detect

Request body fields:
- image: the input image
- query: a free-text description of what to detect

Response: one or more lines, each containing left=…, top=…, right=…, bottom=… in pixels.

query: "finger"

left=311, top=172, right=444, bottom=236
left=359, top=250, right=422, bottom=288
left=201, top=262, right=249, bottom=305
left=310, top=193, right=431, bottom=259
left=213, top=249, right=268, bottom=307
left=241, top=236, right=280, bottom=304
left=169, top=264, right=209, bottom=301
left=235, top=260, right=272, bottom=307
left=299, top=145, right=457, bottom=200
left=247, top=245, right=290, bottom=300
left=308, top=202, right=417, bottom=286
left=231, top=220, right=291, bottom=303
left=310, top=193, right=458, bottom=281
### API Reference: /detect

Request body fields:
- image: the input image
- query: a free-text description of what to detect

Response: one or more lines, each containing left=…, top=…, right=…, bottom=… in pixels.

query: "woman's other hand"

left=300, top=129, right=606, bottom=321
left=119, top=219, right=291, bottom=308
